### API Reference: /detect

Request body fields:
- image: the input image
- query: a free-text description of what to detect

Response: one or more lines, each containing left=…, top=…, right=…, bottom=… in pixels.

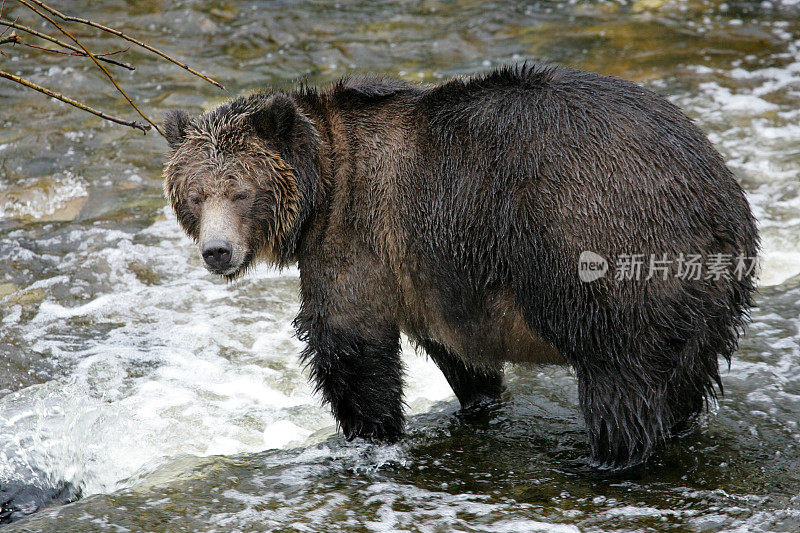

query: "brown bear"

left=162, top=64, right=758, bottom=470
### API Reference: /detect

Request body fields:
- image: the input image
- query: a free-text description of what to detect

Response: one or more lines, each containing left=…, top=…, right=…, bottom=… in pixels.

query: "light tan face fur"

left=196, top=197, right=250, bottom=276
left=163, top=118, right=301, bottom=280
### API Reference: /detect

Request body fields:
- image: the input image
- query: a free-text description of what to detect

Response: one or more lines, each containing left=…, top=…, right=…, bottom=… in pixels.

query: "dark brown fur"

left=163, top=65, right=759, bottom=470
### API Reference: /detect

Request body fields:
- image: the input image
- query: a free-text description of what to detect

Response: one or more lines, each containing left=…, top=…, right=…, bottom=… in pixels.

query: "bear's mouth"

left=206, top=265, right=239, bottom=278
left=219, top=251, right=254, bottom=282
left=205, top=262, right=243, bottom=280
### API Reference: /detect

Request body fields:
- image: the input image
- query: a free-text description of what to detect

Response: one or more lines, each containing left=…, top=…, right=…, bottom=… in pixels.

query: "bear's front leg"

left=297, top=322, right=405, bottom=442
left=295, top=239, right=405, bottom=442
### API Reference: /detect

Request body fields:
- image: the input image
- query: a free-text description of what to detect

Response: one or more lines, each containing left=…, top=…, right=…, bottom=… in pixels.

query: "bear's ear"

left=250, top=94, right=302, bottom=149
left=163, top=109, right=191, bottom=150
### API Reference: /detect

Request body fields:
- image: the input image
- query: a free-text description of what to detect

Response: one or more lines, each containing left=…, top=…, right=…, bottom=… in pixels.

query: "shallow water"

left=0, top=0, right=799, bottom=531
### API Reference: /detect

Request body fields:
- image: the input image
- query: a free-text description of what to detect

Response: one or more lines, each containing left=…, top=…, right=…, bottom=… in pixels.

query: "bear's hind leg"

left=575, top=356, right=714, bottom=470
left=421, top=340, right=505, bottom=411
left=576, top=367, right=665, bottom=469
left=575, top=360, right=673, bottom=470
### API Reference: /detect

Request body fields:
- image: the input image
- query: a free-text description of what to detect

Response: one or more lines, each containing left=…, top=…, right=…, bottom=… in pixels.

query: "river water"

left=0, top=0, right=798, bottom=531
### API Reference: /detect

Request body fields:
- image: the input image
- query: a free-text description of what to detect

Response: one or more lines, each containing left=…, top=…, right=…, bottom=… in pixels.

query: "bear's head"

left=162, top=93, right=319, bottom=279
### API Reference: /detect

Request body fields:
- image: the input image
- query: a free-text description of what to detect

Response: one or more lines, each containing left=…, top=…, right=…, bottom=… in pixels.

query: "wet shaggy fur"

left=163, top=64, right=759, bottom=470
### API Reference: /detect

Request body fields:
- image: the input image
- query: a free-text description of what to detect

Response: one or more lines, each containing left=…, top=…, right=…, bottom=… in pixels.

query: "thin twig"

left=0, top=69, right=150, bottom=132
left=0, top=0, right=6, bottom=57
left=23, top=41, right=126, bottom=58
left=26, top=0, right=226, bottom=91
left=0, top=1, right=12, bottom=57
left=19, top=40, right=133, bottom=68
left=16, top=0, right=162, bottom=135
left=0, top=0, right=7, bottom=32
left=0, top=10, right=16, bottom=39
left=0, top=17, right=134, bottom=69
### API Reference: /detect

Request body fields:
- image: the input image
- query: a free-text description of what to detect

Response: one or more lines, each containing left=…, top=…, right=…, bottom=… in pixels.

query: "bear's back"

left=404, top=64, right=755, bottom=272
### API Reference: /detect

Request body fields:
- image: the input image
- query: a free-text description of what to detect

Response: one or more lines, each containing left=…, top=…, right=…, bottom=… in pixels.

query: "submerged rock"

left=0, top=479, right=80, bottom=525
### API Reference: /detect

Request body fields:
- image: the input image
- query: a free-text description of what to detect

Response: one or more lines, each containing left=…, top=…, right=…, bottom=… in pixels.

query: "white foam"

left=262, top=420, right=313, bottom=450
left=697, top=82, right=779, bottom=114
left=0, top=210, right=452, bottom=496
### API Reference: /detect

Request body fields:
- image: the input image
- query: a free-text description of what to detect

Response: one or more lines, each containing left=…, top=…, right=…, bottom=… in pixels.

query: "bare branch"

left=0, top=1, right=223, bottom=137
left=16, top=0, right=163, bottom=135
left=0, top=9, right=15, bottom=39
left=0, top=17, right=134, bottom=70
left=0, top=69, right=150, bottom=132
left=25, top=0, right=226, bottom=91
left=17, top=39, right=133, bottom=68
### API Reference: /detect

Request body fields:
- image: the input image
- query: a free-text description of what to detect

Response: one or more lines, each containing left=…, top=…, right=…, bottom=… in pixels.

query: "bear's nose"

left=202, top=240, right=233, bottom=271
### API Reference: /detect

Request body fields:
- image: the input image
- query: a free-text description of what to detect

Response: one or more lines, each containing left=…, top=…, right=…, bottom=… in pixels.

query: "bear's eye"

left=189, top=195, right=202, bottom=206
left=233, top=191, right=250, bottom=203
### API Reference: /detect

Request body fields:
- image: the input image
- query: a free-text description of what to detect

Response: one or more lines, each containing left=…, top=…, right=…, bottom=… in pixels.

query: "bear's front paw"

left=340, top=414, right=404, bottom=444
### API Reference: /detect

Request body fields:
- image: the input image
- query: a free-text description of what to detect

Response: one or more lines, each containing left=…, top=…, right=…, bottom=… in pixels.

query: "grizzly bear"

left=162, top=64, right=758, bottom=470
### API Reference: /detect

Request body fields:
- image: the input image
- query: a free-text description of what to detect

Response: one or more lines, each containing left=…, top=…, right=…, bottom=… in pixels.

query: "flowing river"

left=0, top=0, right=799, bottom=530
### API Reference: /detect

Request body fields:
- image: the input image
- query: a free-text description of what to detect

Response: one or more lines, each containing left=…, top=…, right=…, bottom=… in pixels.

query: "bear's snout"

left=202, top=239, right=233, bottom=271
